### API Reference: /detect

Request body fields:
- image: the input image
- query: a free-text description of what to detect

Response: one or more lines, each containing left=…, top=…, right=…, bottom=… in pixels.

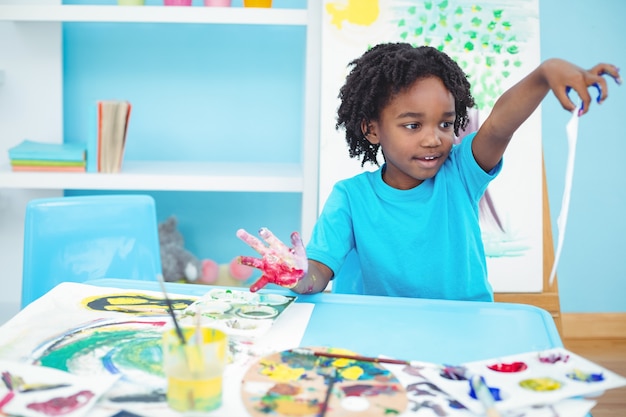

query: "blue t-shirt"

left=306, top=132, right=502, bottom=301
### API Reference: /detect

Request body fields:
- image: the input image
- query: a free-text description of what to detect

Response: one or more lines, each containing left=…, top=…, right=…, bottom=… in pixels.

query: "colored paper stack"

left=8, top=140, right=86, bottom=172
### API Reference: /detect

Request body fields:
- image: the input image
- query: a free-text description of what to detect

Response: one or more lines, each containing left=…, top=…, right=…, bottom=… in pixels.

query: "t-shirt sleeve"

left=453, top=131, right=503, bottom=200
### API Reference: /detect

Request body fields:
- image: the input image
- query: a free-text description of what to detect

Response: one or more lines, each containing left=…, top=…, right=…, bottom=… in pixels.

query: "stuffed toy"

left=158, top=216, right=253, bottom=286
left=198, top=258, right=254, bottom=286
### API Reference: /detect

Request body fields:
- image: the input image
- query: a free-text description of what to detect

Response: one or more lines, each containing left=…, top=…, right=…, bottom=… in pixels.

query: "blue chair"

left=21, top=194, right=162, bottom=309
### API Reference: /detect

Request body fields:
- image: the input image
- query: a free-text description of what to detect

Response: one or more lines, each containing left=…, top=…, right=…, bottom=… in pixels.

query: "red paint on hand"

left=236, top=228, right=307, bottom=292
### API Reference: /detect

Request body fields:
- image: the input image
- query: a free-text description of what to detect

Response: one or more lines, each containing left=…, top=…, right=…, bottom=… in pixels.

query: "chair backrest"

left=21, top=194, right=162, bottom=308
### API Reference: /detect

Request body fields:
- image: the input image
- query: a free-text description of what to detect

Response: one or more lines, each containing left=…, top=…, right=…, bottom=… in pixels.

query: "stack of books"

left=8, top=140, right=87, bottom=172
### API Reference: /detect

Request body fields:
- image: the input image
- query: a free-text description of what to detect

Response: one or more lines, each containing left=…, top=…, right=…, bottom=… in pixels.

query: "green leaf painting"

left=394, top=1, right=533, bottom=110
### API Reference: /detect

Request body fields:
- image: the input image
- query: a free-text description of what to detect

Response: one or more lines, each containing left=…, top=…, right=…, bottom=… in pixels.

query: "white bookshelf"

left=0, top=1, right=321, bottom=321
left=0, top=161, right=303, bottom=192
left=0, top=3, right=319, bottom=213
left=0, top=4, right=307, bottom=25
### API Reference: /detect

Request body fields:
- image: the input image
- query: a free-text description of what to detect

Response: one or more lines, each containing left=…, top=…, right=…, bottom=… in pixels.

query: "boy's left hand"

left=545, top=59, right=621, bottom=116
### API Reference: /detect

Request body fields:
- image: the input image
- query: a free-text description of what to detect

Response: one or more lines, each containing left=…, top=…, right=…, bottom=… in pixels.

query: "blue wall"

left=63, top=0, right=307, bottom=275
left=63, top=0, right=625, bottom=312
left=540, top=0, right=625, bottom=312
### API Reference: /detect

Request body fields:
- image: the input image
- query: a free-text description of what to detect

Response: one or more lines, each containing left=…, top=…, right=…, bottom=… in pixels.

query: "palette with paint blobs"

left=178, top=289, right=296, bottom=340
left=419, top=347, right=626, bottom=414
left=241, top=347, right=408, bottom=417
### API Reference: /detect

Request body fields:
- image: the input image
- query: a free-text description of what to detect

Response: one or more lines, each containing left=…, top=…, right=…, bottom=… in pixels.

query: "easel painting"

left=319, top=0, right=543, bottom=292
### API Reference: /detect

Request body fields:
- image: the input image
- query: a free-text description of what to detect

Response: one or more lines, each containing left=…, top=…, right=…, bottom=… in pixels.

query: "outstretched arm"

left=236, top=228, right=332, bottom=294
left=472, top=59, right=621, bottom=172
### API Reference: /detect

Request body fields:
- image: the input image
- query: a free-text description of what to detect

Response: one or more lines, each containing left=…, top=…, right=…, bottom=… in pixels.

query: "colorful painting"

left=241, top=347, right=408, bottom=417
left=30, top=318, right=169, bottom=405
left=81, top=292, right=195, bottom=315
left=0, top=283, right=311, bottom=416
left=0, top=360, right=118, bottom=417
left=319, top=0, right=543, bottom=292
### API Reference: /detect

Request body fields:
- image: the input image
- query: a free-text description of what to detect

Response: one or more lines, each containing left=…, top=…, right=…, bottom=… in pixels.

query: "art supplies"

left=0, top=282, right=313, bottom=416
left=0, top=360, right=118, bottom=417
left=156, top=273, right=186, bottom=346
left=290, top=347, right=417, bottom=366
left=241, top=347, right=408, bottom=417
left=162, top=327, right=227, bottom=412
left=177, top=288, right=297, bottom=341
left=418, top=347, right=626, bottom=415
left=383, top=359, right=598, bottom=417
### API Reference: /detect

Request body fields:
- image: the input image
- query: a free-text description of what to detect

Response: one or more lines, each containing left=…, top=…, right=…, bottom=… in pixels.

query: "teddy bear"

left=158, top=215, right=253, bottom=286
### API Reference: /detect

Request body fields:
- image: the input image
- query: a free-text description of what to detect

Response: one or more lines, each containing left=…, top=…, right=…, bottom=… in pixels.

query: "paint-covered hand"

left=236, top=227, right=308, bottom=292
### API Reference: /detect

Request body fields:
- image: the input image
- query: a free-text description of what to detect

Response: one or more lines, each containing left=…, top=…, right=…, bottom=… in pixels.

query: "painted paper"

left=0, top=283, right=314, bottom=417
left=0, top=360, right=118, bottom=417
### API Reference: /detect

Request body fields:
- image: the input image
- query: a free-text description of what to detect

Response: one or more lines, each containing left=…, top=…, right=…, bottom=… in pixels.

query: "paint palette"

left=419, top=347, right=626, bottom=414
left=241, top=347, right=408, bottom=417
left=0, top=360, right=119, bottom=417
left=381, top=359, right=597, bottom=417
left=179, top=289, right=297, bottom=340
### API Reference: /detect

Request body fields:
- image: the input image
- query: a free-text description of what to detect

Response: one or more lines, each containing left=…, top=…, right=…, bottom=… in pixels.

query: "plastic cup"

left=163, top=0, right=192, bottom=5
left=204, top=0, right=231, bottom=5
left=243, top=0, right=272, bottom=7
left=162, top=327, right=228, bottom=412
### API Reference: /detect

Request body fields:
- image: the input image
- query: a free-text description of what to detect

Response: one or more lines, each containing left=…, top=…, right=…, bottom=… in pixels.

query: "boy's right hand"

left=236, top=227, right=308, bottom=292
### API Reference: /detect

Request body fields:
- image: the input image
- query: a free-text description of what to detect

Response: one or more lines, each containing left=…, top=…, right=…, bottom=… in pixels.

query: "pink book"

left=12, top=165, right=86, bottom=172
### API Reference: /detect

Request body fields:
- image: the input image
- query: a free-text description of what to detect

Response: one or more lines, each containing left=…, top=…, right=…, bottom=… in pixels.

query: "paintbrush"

left=318, top=367, right=336, bottom=417
left=0, top=371, right=15, bottom=410
left=156, top=273, right=186, bottom=346
left=469, top=375, right=501, bottom=417
left=291, top=348, right=420, bottom=367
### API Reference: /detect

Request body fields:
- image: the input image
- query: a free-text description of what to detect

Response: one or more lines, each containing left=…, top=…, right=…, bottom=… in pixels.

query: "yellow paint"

left=260, top=361, right=307, bottom=383
left=271, top=398, right=320, bottom=415
left=326, top=0, right=380, bottom=29
left=340, top=365, right=364, bottom=380
left=162, top=327, right=228, bottom=412
left=519, top=377, right=562, bottom=392
left=167, top=375, right=222, bottom=412
left=330, top=357, right=353, bottom=368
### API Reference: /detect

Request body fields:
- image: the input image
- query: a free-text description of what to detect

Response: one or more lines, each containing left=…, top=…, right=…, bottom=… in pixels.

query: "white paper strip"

left=549, top=106, right=580, bottom=285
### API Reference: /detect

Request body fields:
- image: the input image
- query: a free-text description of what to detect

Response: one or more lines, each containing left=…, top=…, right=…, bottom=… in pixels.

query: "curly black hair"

left=336, top=43, right=475, bottom=167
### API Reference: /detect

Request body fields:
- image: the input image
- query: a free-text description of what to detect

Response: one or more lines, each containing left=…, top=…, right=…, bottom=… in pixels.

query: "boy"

left=237, top=43, right=620, bottom=301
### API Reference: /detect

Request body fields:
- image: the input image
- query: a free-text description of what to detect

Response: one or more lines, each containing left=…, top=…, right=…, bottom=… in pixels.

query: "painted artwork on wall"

left=319, top=0, right=543, bottom=292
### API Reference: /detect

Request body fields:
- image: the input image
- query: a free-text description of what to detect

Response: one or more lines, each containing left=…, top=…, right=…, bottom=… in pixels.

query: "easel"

left=494, top=157, right=563, bottom=336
